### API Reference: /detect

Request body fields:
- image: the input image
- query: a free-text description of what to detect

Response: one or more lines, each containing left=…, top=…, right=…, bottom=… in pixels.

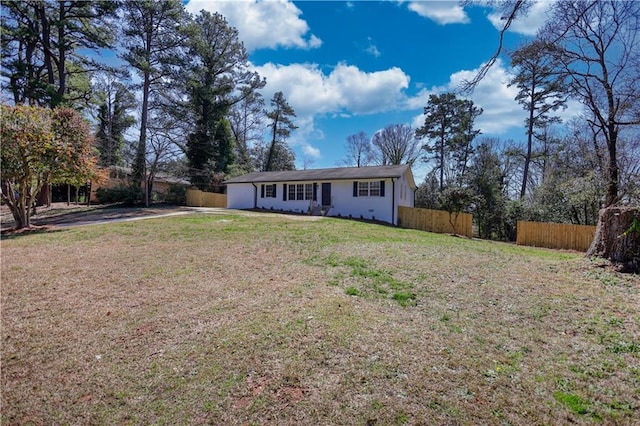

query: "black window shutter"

left=353, top=181, right=358, bottom=197
left=261, top=184, right=264, bottom=198
left=380, top=180, right=385, bottom=197
left=283, top=184, right=287, bottom=201
left=313, top=183, right=317, bottom=201
left=272, top=184, right=277, bottom=198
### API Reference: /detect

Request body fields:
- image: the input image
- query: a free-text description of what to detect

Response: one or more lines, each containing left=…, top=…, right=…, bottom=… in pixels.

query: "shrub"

left=95, top=185, right=143, bottom=206
left=164, top=184, right=187, bottom=205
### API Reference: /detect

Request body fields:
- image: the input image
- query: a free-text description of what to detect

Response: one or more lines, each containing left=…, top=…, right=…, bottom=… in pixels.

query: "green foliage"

left=94, top=78, right=136, bottom=167
left=95, top=185, right=143, bottom=206
left=467, top=142, right=507, bottom=240
left=252, top=140, right=296, bottom=172
left=416, top=93, right=482, bottom=190
left=184, top=11, right=264, bottom=188
left=121, top=0, right=187, bottom=189
left=509, top=39, right=566, bottom=199
left=438, top=186, right=473, bottom=234
left=264, top=91, right=297, bottom=171
left=527, top=133, right=603, bottom=226
left=214, top=119, right=236, bottom=174
left=621, top=217, right=640, bottom=237
left=1, top=1, right=118, bottom=107
left=164, top=184, right=187, bottom=205
left=414, top=171, right=441, bottom=209
left=0, top=105, right=99, bottom=228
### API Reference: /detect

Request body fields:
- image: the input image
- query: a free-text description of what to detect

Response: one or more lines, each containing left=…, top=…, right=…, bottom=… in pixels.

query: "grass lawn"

left=2, top=212, right=639, bottom=425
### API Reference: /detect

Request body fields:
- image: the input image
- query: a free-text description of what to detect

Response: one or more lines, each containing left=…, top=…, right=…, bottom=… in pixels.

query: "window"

left=286, top=183, right=314, bottom=201
left=356, top=181, right=384, bottom=197
left=265, top=184, right=274, bottom=198
left=369, top=181, right=380, bottom=197
left=261, top=184, right=276, bottom=198
left=358, top=182, right=369, bottom=197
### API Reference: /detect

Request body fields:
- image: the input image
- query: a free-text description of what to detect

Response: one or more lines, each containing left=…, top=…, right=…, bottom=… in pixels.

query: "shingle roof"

left=224, top=165, right=416, bottom=188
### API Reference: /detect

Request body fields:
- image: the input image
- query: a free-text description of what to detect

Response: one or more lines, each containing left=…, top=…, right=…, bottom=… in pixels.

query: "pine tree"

left=509, top=39, right=566, bottom=199
left=265, top=92, right=297, bottom=172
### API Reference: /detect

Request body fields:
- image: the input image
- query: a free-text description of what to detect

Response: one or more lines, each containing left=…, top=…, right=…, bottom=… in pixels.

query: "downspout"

left=251, top=183, right=258, bottom=208
left=391, top=178, right=396, bottom=225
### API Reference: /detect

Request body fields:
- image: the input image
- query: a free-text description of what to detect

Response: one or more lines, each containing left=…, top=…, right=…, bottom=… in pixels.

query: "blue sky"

left=184, top=0, right=573, bottom=179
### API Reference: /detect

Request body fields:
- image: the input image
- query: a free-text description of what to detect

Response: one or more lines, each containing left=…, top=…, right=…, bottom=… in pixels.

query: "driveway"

left=1, top=204, right=322, bottom=232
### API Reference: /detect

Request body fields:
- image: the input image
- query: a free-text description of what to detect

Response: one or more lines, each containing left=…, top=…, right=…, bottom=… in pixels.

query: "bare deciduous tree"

left=342, top=132, right=373, bottom=167
left=372, top=124, right=420, bottom=166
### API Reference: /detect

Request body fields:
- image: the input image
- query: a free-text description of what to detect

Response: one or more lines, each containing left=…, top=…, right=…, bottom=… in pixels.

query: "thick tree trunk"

left=586, top=206, right=640, bottom=273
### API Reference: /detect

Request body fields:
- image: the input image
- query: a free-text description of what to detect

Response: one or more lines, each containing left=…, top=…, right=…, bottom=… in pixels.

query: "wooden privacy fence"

left=186, top=188, right=227, bottom=208
left=516, top=221, right=596, bottom=252
left=398, top=206, right=473, bottom=238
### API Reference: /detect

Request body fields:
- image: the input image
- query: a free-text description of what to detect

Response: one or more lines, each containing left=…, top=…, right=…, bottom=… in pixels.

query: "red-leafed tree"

left=1, top=105, right=101, bottom=229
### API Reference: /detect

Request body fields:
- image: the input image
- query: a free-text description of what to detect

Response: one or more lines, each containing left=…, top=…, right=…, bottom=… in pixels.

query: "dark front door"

left=321, top=183, right=331, bottom=206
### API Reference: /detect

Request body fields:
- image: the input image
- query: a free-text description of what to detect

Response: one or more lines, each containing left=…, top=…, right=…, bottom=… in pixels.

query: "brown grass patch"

left=2, top=213, right=639, bottom=425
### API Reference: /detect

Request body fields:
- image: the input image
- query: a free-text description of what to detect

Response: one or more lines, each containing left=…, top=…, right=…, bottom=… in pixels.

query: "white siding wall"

left=396, top=171, right=415, bottom=208
left=228, top=175, right=414, bottom=225
left=326, top=180, right=394, bottom=223
left=254, top=183, right=312, bottom=212
left=226, top=183, right=256, bottom=209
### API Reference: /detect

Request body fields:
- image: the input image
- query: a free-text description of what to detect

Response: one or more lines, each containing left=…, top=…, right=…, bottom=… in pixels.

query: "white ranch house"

left=224, top=165, right=416, bottom=225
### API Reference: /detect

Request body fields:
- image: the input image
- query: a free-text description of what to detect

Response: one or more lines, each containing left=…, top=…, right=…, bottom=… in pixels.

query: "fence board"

left=516, top=221, right=596, bottom=252
left=186, top=189, right=227, bottom=208
left=398, top=206, right=472, bottom=237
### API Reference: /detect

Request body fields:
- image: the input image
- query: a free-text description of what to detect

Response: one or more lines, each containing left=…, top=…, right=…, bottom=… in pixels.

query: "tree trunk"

left=586, top=206, right=640, bottom=273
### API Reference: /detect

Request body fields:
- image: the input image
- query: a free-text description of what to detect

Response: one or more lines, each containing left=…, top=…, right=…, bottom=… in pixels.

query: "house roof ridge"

left=224, top=164, right=413, bottom=185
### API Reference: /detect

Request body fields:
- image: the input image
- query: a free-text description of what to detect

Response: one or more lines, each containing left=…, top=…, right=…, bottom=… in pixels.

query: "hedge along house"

left=224, top=165, right=416, bottom=225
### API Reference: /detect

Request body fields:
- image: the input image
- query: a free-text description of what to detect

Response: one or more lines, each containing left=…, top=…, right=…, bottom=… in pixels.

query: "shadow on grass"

left=2, top=203, right=187, bottom=231
left=1, top=225, right=66, bottom=240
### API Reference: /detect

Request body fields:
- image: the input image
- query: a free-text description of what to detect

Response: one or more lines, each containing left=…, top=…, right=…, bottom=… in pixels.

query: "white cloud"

left=487, top=1, right=553, bottom=36
left=407, top=1, right=470, bottom=25
left=407, top=58, right=581, bottom=137
left=303, top=145, right=321, bottom=159
left=365, top=37, right=381, bottom=58
left=406, top=59, right=524, bottom=135
left=185, top=0, right=321, bottom=51
left=448, top=61, right=524, bottom=134
left=254, top=62, right=410, bottom=117
left=253, top=62, right=411, bottom=160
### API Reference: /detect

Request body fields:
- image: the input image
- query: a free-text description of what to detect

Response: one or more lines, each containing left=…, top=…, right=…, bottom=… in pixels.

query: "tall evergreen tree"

left=416, top=93, right=482, bottom=190
left=1, top=0, right=118, bottom=108
left=229, top=89, right=266, bottom=174
left=509, top=39, right=567, bottom=199
left=121, top=0, right=187, bottom=194
left=213, top=119, right=235, bottom=174
left=252, top=141, right=296, bottom=172
left=184, top=10, right=264, bottom=189
left=451, top=100, right=483, bottom=183
left=265, top=91, right=297, bottom=172
left=94, top=76, right=136, bottom=167
left=467, top=141, right=507, bottom=239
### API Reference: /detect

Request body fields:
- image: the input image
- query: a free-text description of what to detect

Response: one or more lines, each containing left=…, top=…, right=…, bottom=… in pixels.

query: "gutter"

left=391, top=178, right=396, bottom=225
left=251, top=183, right=258, bottom=208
